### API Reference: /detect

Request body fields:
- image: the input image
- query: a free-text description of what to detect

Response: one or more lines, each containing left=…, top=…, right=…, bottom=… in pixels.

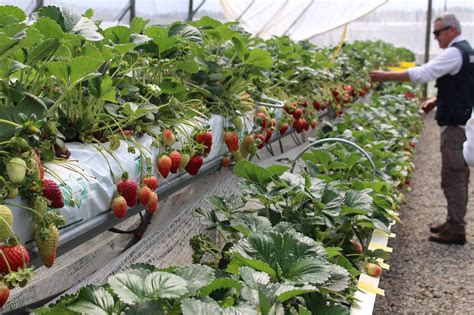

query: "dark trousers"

left=440, top=126, right=470, bottom=235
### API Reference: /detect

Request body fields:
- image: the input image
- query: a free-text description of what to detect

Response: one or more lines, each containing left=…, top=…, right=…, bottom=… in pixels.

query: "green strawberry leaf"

left=181, top=298, right=222, bottom=315
left=67, top=285, right=115, bottom=315
left=69, top=56, right=103, bottom=84
left=144, top=271, right=188, bottom=299
left=234, top=161, right=288, bottom=186
left=173, top=265, right=215, bottom=294
left=344, top=189, right=373, bottom=212
left=199, top=278, right=243, bottom=297
left=108, top=269, right=148, bottom=304
left=245, top=48, right=273, bottom=69
left=123, top=301, right=165, bottom=315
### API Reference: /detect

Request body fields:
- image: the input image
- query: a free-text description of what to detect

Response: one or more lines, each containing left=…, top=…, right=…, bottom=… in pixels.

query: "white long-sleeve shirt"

left=407, top=35, right=464, bottom=84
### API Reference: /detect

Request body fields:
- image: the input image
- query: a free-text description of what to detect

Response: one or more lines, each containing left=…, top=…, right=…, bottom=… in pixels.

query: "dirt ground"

left=374, top=111, right=474, bottom=314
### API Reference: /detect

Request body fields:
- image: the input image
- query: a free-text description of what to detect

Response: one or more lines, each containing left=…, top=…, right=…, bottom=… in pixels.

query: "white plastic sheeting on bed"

left=11, top=115, right=225, bottom=244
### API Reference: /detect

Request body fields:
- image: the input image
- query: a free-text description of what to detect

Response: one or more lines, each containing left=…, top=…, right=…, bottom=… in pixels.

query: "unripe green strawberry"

left=32, top=196, right=48, bottom=223
left=10, top=137, right=30, bottom=153
left=43, top=121, right=57, bottom=138
left=232, top=116, right=243, bottom=131
left=231, top=150, right=244, bottom=162
left=6, top=186, right=19, bottom=199
left=365, top=262, right=382, bottom=277
left=5, top=158, right=27, bottom=184
left=34, top=224, right=59, bottom=268
left=179, top=153, right=191, bottom=172
left=0, top=205, right=13, bottom=241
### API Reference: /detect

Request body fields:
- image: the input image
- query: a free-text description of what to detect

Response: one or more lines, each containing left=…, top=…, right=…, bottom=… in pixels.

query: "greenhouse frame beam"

left=186, top=0, right=206, bottom=21
left=256, top=0, right=289, bottom=37
left=283, top=0, right=314, bottom=36
left=117, top=0, right=136, bottom=24
left=423, top=0, right=433, bottom=98
left=236, top=0, right=256, bottom=22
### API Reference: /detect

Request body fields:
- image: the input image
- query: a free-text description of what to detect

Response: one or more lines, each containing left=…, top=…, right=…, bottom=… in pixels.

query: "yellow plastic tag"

left=376, top=259, right=390, bottom=270
left=369, top=243, right=393, bottom=252
left=358, top=281, right=385, bottom=296
left=373, top=230, right=396, bottom=238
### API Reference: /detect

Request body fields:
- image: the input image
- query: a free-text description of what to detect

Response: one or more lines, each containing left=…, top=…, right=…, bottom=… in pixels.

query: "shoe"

left=429, top=222, right=446, bottom=233
left=428, top=231, right=466, bottom=245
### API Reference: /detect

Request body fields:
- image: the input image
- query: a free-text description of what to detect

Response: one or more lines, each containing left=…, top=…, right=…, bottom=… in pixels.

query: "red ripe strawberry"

left=116, top=173, right=138, bottom=207
left=111, top=194, right=127, bottom=218
left=146, top=192, right=158, bottom=214
left=157, top=155, right=172, bottom=178
left=195, top=131, right=213, bottom=155
left=332, top=88, right=340, bottom=97
left=255, top=133, right=265, bottom=149
left=279, top=123, right=289, bottom=135
left=264, top=128, right=273, bottom=143
left=161, top=129, right=175, bottom=147
left=0, top=244, right=29, bottom=274
left=123, top=130, right=133, bottom=139
left=185, top=155, right=203, bottom=176
left=224, top=131, right=239, bottom=152
left=293, top=118, right=305, bottom=133
left=350, top=239, right=363, bottom=254
left=42, top=179, right=64, bottom=208
left=0, top=282, right=9, bottom=308
left=292, top=108, right=303, bottom=120
left=222, top=154, right=230, bottom=167
left=365, top=262, right=382, bottom=277
left=169, top=151, right=182, bottom=174
left=301, top=100, right=308, bottom=107
left=254, top=112, right=267, bottom=128
left=312, top=101, right=320, bottom=110
left=303, top=119, right=309, bottom=131
left=143, top=176, right=158, bottom=191
left=283, top=103, right=294, bottom=114
left=138, top=185, right=152, bottom=205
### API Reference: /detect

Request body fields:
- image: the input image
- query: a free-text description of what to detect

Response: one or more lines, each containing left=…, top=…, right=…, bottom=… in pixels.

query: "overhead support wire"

left=187, top=0, right=206, bottom=21
left=236, top=0, right=256, bottom=22
left=256, top=0, right=289, bottom=37
left=283, top=0, right=314, bottom=36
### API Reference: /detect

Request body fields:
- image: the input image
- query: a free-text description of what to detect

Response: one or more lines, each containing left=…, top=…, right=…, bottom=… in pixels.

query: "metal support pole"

left=187, top=0, right=194, bottom=21
left=130, top=0, right=135, bottom=24
left=423, top=0, right=433, bottom=99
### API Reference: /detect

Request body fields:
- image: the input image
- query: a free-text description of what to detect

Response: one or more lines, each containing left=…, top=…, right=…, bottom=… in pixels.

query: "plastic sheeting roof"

left=219, top=0, right=388, bottom=41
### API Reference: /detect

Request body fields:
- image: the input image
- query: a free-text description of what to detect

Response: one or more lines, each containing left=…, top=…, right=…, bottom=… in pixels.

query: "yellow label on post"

left=369, top=243, right=393, bottom=252
left=358, top=281, right=385, bottom=296
left=376, top=259, right=390, bottom=270
left=373, top=230, right=396, bottom=238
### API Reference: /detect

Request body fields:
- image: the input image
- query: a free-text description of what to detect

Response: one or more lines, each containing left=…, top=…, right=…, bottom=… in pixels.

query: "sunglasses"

left=433, top=26, right=451, bottom=37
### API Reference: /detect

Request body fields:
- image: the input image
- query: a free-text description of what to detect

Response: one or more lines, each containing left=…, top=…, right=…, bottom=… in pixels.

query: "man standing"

left=370, top=13, right=474, bottom=245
